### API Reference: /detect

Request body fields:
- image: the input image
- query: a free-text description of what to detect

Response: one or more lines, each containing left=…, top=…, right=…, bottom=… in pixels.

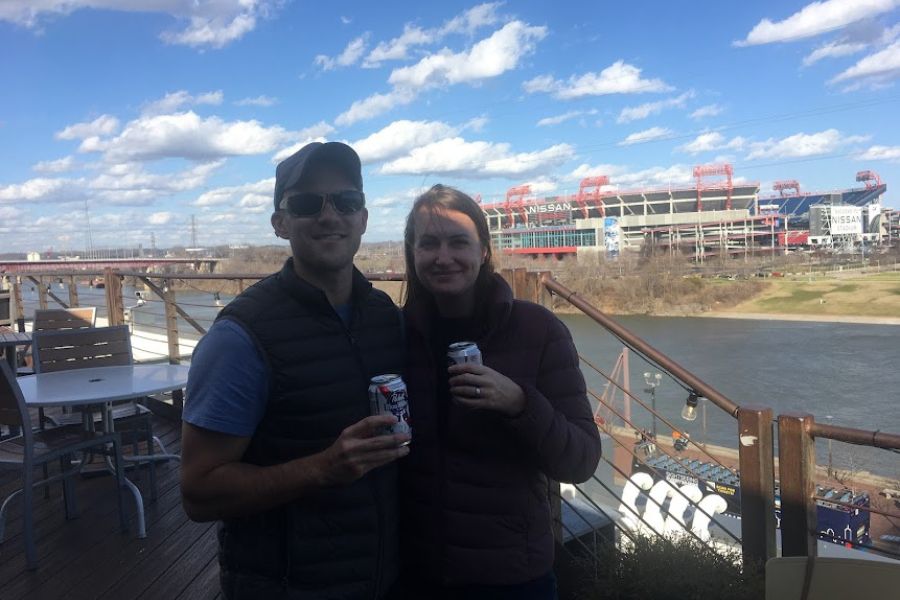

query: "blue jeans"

left=389, top=570, right=558, bottom=600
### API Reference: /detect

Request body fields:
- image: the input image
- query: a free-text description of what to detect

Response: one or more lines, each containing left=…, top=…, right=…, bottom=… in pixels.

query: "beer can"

left=368, top=374, right=412, bottom=441
left=447, top=341, right=482, bottom=366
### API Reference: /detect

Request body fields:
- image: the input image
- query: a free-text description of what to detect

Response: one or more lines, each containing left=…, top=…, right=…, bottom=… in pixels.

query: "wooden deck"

left=0, top=415, right=221, bottom=600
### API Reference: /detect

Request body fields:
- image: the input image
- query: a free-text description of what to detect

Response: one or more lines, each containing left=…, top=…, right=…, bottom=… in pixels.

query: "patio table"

left=17, top=364, right=190, bottom=537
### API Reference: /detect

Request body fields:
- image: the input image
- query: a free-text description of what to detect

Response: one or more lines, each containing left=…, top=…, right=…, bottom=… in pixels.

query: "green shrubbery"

left=571, top=534, right=764, bottom=600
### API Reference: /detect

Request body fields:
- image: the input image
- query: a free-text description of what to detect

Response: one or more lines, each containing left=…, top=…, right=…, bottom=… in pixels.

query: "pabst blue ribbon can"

left=447, top=341, right=482, bottom=366
left=368, top=374, right=412, bottom=441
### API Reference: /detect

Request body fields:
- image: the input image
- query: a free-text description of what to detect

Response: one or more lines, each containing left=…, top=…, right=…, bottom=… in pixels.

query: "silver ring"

left=476, top=386, right=481, bottom=397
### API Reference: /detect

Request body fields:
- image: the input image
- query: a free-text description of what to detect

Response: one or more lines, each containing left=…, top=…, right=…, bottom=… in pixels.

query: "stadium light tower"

left=693, top=163, right=733, bottom=211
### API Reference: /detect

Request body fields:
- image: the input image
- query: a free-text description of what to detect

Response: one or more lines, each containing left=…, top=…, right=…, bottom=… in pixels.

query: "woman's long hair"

left=402, top=184, right=495, bottom=310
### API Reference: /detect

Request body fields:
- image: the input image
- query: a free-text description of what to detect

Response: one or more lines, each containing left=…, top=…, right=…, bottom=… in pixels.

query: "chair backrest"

left=0, top=361, right=30, bottom=435
left=33, top=307, right=97, bottom=332
left=0, top=291, right=11, bottom=328
left=32, top=325, right=133, bottom=374
left=766, top=556, right=900, bottom=599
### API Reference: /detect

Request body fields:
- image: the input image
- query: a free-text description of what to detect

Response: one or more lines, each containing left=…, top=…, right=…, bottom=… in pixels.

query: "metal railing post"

left=737, top=406, right=776, bottom=566
left=778, top=412, right=818, bottom=557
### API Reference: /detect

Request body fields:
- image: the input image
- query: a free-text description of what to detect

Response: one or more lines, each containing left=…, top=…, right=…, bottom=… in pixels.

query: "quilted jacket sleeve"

left=505, top=310, right=602, bottom=483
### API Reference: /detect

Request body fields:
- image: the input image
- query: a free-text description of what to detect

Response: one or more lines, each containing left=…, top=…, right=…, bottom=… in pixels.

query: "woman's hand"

left=447, top=363, right=526, bottom=417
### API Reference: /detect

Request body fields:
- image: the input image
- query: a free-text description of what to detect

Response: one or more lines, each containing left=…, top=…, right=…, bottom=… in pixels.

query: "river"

left=560, top=313, right=900, bottom=478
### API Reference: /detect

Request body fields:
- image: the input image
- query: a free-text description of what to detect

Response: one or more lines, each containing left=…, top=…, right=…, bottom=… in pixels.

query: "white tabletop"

left=18, top=364, right=190, bottom=407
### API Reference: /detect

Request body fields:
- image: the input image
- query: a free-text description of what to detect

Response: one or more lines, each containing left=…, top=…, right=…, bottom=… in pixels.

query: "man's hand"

left=448, top=363, right=526, bottom=417
left=315, top=415, right=411, bottom=487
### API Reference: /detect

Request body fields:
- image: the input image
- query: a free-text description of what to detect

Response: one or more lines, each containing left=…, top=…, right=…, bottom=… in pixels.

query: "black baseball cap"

left=273, top=141, right=363, bottom=210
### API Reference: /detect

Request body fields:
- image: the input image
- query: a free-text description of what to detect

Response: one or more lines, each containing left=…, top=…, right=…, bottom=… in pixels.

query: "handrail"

left=540, top=274, right=740, bottom=417
left=812, top=422, right=900, bottom=450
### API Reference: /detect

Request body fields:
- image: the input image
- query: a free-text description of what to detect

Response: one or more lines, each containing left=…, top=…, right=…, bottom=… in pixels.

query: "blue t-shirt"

left=184, top=318, right=269, bottom=437
left=183, top=306, right=353, bottom=437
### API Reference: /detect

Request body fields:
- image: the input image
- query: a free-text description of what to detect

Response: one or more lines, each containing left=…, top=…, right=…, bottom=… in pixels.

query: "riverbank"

left=698, top=310, right=900, bottom=326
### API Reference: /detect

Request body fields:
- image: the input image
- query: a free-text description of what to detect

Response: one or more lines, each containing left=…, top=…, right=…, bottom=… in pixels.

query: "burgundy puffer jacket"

left=399, top=275, right=601, bottom=586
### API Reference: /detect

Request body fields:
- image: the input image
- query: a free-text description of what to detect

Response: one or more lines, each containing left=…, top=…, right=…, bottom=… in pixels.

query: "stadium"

left=477, top=164, right=895, bottom=261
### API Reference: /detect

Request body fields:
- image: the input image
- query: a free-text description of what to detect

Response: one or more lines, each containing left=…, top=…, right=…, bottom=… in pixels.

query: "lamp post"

left=643, top=371, right=662, bottom=438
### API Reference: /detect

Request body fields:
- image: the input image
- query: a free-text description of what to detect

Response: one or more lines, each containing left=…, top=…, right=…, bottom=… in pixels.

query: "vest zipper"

left=343, top=318, right=386, bottom=598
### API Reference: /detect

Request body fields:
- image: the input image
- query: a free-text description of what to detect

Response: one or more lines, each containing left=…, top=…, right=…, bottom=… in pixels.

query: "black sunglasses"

left=280, top=190, right=365, bottom=217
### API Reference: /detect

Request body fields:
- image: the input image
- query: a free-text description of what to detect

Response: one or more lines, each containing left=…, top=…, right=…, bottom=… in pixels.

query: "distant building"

left=26, top=251, right=41, bottom=262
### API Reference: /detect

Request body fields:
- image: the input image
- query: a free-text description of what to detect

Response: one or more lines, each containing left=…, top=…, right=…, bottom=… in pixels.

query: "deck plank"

left=0, top=415, right=226, bottom=600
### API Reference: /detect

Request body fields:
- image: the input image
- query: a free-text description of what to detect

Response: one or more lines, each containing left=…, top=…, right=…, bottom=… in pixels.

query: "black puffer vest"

left=216, top=259, right=404, bottom=599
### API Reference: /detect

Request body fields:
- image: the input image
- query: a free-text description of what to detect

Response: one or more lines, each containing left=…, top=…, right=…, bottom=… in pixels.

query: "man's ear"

left=271, top=211, right=289, bottom=239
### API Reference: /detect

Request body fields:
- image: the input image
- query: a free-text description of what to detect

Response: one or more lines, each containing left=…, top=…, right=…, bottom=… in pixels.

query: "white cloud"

left=618, top=126, right=673, bottom=146
left=82, top=111, right=295, bottom=162
left=735, top=0, right=900, bottom=46
left=690, top=104, right=724, bottom=120
left=569, top=163, right=694, bottom=188
left=352, top=120, right=456, bottom=163
left=463, top=116, right=489, bottom=132
left=315, top=34, right=370, bottom=70
left=617, top=91, right=694, bottom=123
left=148, top=211, right=174, bottom=225
left=335, top=89, right=418, bottom=127
left=362, top=3, right=502, bottom=67
left=88, top=160, right=225, bottom=205
left=369, top=187, right=426, bottom=209
left=440, top=2, right=503, bottom=36
left=339, top=21, right=545, bottom=126
left=142, top=90, right=223, bottom=116
left=269, top=122, right=339, bottom=163
left=33, top=156, right=77, bottom=173
left=378, top=138, right=574, bottom=179
left=0, top=177, right=73, bottom=203
left=364, top=24, right=431, bottom=67
left=829, top=40, right=900, bottom=88
left=802, top=40, right=868, bottom=66
left=678, top=132, right=746, bottom=154
left=235, top=95, right=277, bottom=107
left=0, top=206, right=24, bottom=220
left=388, top=21, right=547, bottom=88
left=193, top=178, right=275, bottom=212
left=522, top=74, right=555, bottom=94
left=0, top=1, right=277, bottom=49
left=521, top=176, right=559, bottom=195
left=537, top=109, right=598, bottom=127
left=857, top=144, right=900, bottom=161
left=524, top=60, right=672, bottom=99
left=746, top=129, right=869, bottom=160
left=56, top=115, right=120, bottom=140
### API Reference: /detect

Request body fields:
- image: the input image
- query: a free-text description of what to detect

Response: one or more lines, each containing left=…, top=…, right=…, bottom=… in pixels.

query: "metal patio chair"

left=31, top=325, right=165, bottom=499
left=0, top=361, right=128, bottom=570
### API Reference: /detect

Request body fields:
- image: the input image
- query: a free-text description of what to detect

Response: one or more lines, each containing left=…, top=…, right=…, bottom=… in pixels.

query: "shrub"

left=573, top=534, right=764, bottom=600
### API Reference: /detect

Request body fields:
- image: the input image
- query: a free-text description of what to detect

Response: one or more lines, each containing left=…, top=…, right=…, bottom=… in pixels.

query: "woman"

left=397, top=184, right=602, bottom=599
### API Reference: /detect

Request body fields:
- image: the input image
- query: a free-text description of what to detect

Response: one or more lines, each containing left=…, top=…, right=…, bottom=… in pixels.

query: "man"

left=180, top=141, right=410, bottom=599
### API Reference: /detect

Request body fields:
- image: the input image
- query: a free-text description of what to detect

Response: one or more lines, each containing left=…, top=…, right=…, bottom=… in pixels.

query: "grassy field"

left=718, top=271, right=900, bottom=318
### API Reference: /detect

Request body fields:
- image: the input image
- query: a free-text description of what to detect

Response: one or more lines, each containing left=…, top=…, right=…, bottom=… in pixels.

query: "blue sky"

left=1, top=0, right=899, bottom=253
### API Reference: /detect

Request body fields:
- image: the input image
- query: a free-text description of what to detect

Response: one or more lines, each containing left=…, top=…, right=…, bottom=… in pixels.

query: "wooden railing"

left=4, top=266, right=898, bottom=568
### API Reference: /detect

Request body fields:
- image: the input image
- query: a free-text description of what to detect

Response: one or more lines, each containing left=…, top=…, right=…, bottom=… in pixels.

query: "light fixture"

left=681, top=392, right=700, bottom=421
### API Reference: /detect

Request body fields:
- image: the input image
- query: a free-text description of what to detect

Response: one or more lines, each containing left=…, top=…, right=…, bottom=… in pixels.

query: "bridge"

left=0, top=258, right=220, bottom=275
